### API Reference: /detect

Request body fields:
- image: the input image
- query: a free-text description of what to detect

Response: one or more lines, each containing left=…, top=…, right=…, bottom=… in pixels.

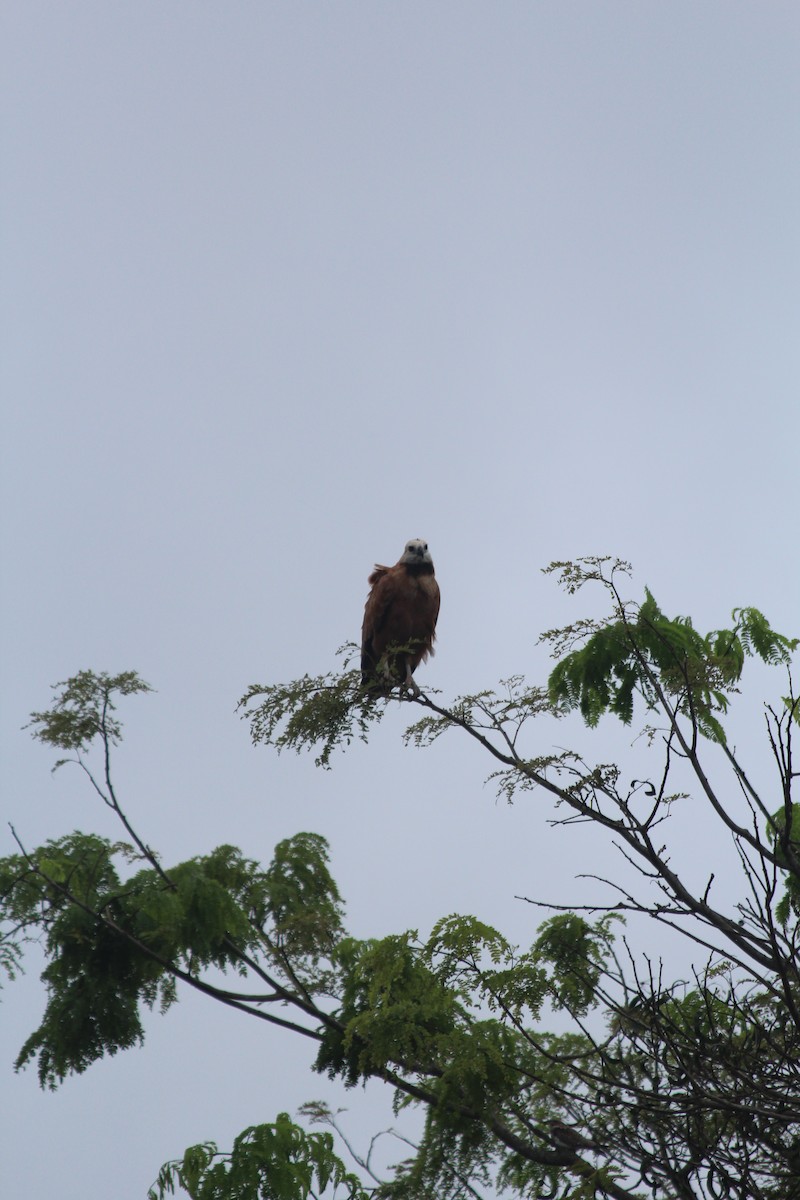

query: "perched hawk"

left=360, top=538, right=440, bottom=698
left=548, top=1120, right=603, bottom=1154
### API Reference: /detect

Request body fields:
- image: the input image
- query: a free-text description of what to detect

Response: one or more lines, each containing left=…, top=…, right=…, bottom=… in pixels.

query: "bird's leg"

left=402, top=662, right=421, bottom=700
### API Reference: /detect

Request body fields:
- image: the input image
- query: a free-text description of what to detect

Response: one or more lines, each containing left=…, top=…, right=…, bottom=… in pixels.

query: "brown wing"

left=361, top=564, right=396, bottom=682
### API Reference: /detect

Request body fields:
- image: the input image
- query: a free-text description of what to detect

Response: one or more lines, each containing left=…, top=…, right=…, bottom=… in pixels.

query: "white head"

left=400, top=538, right=433, bottom=565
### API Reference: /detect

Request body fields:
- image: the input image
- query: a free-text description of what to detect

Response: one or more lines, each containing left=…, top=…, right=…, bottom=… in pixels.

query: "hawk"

left=360, top=538, right=440, bottom=698
left=548, top=1120, right=603, bottom=1154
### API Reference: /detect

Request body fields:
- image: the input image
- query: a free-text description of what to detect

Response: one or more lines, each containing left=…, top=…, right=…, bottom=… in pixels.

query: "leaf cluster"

left=26, top=669, right=153, bottom=763
left=1, top=832, right=344, bottom=1088
left=149, top=1112, right=370, bottom=1200
left=316, top=933, right=462, bottom=1086
left=239, top=647, right=384, bottom=768
left=546, top=572, right=796, bottom=742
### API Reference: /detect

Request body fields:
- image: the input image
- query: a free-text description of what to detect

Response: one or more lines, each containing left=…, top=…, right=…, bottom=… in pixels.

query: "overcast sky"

left=1, top=5, right=798, bottom=1197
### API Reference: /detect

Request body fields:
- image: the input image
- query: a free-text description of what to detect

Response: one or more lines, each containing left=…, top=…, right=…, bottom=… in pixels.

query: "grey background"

left=1, top=5, right=798, bottom=1197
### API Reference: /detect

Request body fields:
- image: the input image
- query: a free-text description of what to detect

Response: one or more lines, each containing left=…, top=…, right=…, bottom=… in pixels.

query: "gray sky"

left=1, top=5, right=798, bottom=1197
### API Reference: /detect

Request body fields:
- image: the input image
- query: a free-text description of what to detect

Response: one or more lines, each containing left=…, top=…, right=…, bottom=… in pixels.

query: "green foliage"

left=403, top=679, right=554, bottom=751
left=735, top=605, right=798, bottom=665
left=768, top=804, right=800, bottom=868
left=148, top=1113, right=370, bottom=1199
left=545, top=560, right=797, bottom=743
left=314, top=913, right=617, bottom=1169
left=6, top=564, right=800, bottom=1200
left=533, top=913, right=617, bottom=1016
left=425, top=915, right=548, bottom=1023
left=5, top=833, right=165, bottom=1087
left=768, top=803, right=800, bottom=922
left=239, top=646, right=384, bottom=768
left=316, top=934, right=461, bottom=1085
left=26, top=669, right=153, bottom=764
left=265, top=833, right=344, bottom=959
left=432, top=1019, right=526, bottom=1130
left=0, top=831, right=345, bottom=1087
